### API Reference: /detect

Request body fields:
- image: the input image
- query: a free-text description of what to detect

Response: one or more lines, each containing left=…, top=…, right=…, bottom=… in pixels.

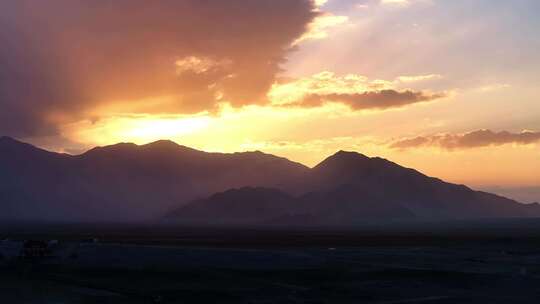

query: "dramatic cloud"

left=0, top=0, right=318, bottom=137
left=269, top=71, right=447, bottom=110
left=390, top=130, right=540, bottom=150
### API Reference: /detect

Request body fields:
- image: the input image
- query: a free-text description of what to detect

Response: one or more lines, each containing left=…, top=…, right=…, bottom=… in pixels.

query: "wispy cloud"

left=295, top=13, right=349, bottom=44
left=381, top=0, right=410, bottom=6
left=396, top=74, right=443, bottom=83
left=390, top=129, right=540, bottom=150
left=475, top=84, right=511, bottom=93
left=379, top=0, right=432, bottom=7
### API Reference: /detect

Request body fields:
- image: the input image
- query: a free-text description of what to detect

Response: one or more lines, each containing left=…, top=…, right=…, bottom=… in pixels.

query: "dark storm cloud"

left=293, top=90, right=445, bottom=110
left=390, top=129, right=540, bottom=150
left=0, top=0, right=318, bottom=137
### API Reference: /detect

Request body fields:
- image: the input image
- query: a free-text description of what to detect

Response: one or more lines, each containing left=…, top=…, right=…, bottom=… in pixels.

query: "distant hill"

left=166, top=187, right=299, bottom=225
left=168, top=186, right=416, bottom=226
left=1, top=136, right=539, bottom=224
left=168, top=151, right=540, bottom=225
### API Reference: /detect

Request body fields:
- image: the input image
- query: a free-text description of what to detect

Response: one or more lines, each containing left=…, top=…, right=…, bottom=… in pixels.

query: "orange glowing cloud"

left=269, top=71, right=447, bottom=111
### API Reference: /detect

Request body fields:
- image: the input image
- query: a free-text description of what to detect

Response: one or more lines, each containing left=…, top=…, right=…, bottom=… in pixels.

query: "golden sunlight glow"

left=59, top=103, right=350, bottom=153
left=64, top=115, right=213, bottom=147
left=56, top=96, right=540, bottom=188
left=120, top=117, right=212, bottom=141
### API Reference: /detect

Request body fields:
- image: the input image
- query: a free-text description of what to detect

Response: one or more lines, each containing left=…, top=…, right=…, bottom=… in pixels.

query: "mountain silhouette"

left=305, top=151, right=540, bottom=218
left=1, top=136, right=539, bottom=224
left=169, top=150, right=540, bottom=225
left=0, top=137, right=307, bottom=222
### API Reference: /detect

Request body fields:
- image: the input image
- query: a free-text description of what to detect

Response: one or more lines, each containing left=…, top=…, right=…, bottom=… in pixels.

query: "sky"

left=1, top=0, right=539, bottom=197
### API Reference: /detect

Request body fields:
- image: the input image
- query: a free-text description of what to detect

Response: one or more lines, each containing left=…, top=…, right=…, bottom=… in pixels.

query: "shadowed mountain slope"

left=0, top=137, right=308, bottom=222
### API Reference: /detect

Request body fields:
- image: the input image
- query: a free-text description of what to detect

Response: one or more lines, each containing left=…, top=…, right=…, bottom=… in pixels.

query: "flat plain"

left=2, top=221, right=540, bottom=303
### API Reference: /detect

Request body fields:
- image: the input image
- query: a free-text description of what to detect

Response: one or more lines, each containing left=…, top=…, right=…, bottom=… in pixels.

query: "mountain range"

left=1, top=136, right=539, bottom=225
